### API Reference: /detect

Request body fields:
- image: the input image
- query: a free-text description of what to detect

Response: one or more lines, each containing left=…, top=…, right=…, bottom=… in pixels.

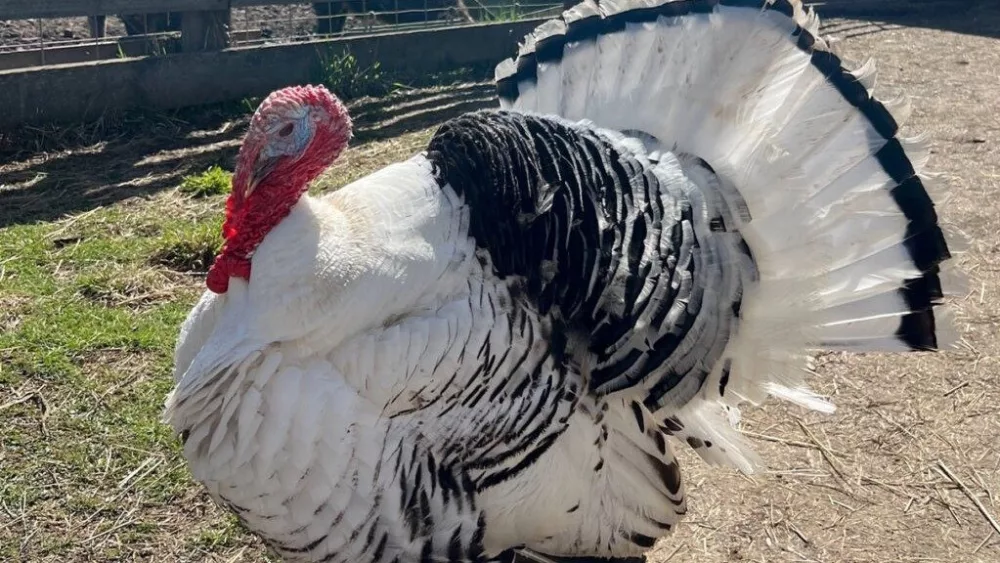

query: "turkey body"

left=169, top=117, right=698, bottom=561
left=165, top=1, right=963, bottom=562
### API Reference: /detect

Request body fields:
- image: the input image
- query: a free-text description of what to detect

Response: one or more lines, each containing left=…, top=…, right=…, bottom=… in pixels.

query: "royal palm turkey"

left=164, top=0, right=965, bottom=561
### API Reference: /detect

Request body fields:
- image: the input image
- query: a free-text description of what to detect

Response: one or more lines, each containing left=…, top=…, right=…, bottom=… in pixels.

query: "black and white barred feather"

left=444, top=0, right=963, bottom=474
left=428, top=110, right=756, bottom=415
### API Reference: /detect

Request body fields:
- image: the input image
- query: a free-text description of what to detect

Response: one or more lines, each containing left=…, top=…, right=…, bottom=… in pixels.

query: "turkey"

left=164, top=0, right=964, bottom=562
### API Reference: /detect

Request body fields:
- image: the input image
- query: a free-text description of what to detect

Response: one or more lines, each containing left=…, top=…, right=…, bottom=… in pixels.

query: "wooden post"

left=87, top=15, right=107, bottom=38
left=180, top=9, right=230, bottom=52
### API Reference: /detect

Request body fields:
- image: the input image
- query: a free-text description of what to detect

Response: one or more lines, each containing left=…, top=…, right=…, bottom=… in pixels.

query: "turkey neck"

left=207, top=174, right=310, bottom=293
left=228, top=173, right=309, bottom=259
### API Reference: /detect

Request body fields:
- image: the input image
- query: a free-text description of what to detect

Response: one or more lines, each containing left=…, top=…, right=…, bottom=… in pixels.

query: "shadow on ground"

left=812, top=0, right=999, bottom=39
left=0, top=82, right=495, bottom=229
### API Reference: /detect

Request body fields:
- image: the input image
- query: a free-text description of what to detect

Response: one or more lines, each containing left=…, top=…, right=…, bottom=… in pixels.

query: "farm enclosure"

left=2, top=1, right=1000, bottom=562
left=0, top=0, right=562, bottom=128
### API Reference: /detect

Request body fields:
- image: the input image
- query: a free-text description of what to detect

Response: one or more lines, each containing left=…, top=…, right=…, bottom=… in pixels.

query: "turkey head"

left=207, top=85, right=353, bottom=294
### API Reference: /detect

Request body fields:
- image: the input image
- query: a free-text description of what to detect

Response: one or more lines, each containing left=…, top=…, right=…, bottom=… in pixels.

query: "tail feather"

left=494, top=0, right=965, bottom=471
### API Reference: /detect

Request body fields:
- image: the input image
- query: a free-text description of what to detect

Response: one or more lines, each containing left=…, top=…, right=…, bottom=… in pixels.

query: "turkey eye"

left=278, top=123, right=295, bottom=137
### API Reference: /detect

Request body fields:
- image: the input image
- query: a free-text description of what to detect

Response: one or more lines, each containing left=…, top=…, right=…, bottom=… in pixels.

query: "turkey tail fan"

left=493, top=0, right=966, bottom=471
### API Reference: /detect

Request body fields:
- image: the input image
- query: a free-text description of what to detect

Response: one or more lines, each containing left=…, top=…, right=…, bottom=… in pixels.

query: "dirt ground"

left=1, top=2, right=999, bottom=563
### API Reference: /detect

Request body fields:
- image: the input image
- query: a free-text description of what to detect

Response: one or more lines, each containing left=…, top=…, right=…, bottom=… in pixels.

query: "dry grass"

left=1, top=4, right=998, bottom=562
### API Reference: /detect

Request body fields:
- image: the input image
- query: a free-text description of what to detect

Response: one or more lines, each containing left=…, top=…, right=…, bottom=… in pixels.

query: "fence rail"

left=3, top=1, right=356, bottom=20
left=0, top=19, right=545, bottom=128
left=4, top=0, right=487, bottom=19
left=0, top=1, right=562, bottom=63
left=3, top=1, right=217, bottom=19
left=4, top=0, right=498, bottom=19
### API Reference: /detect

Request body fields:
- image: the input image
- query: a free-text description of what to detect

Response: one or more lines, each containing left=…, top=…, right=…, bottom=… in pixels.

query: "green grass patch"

left=179, top=165, right=233, bottom=198
left=149, top=218, right=223, bottom=273
left=320, top=49, right=494, bottom=101
left=0, top=190, right=240, bottom=560
left=322, top=49, right=392, bottom=100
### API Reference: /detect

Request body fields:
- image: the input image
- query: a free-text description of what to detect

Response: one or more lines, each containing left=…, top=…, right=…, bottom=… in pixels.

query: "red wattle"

left=206, top=254, right=251, bottom=294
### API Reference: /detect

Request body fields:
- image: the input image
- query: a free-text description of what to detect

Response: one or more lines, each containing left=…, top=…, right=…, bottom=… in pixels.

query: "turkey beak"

left=247, top=154, right=279, bottom=196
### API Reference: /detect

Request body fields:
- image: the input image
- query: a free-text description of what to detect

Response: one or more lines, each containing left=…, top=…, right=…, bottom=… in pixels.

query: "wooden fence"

left=5, top=1, right=269, bottom=53
left=0, top=20, right=544, bottom=128
left=0, top=0, right=548, bottom=128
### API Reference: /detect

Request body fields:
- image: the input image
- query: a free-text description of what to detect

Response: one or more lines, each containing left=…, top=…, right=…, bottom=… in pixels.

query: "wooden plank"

left=0, top=37, right=181, bottom=71
left=0, top=19, right=545, bottom=128
left=1, top=0, right=228, bottom=20
left=0, top=30, right=262, bottom=72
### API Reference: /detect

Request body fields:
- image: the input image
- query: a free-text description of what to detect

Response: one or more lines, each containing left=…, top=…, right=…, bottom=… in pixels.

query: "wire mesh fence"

left=0, top=1, right=566, bottom=69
